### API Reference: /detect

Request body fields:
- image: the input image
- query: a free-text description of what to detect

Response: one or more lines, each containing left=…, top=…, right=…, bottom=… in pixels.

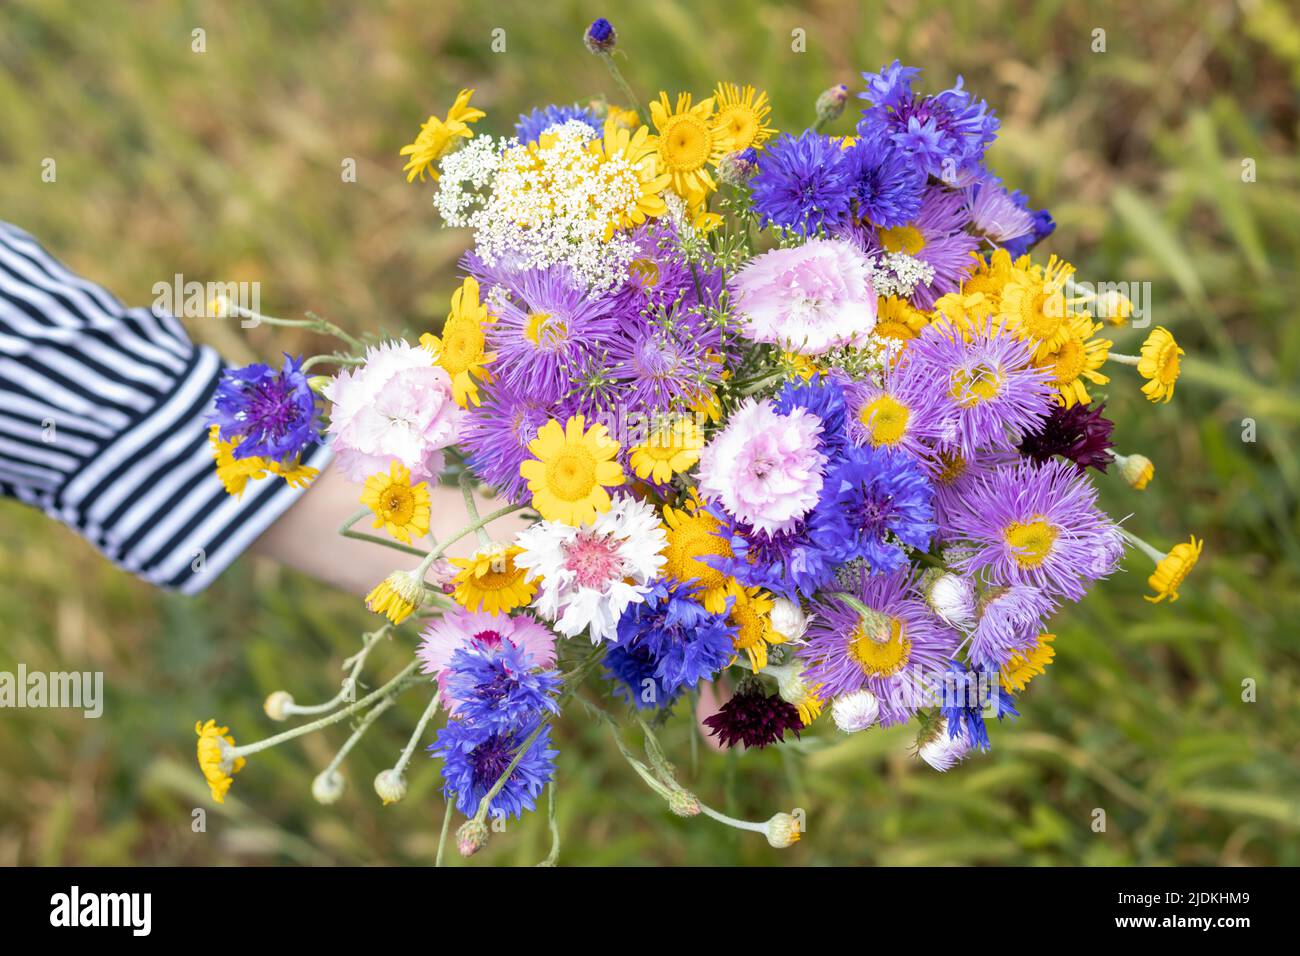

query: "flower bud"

left=763, top=812, right=802, bottom=848
left=769, top=596, right=809, bottom=643
left=815, top=84, right=849, bottom=124
left=831, top=689, right=880, bottom=733
left=926, top=572, right=977, bottom=630
left=263, top=690, right=294, bottom=722
left=1114, top=452, right=1154, bottom=490
left=717, top=148, right=759, bottom=187
left=918, top=720, right=971, bottom=772
left=311, top=769, right=345, bottom=805
left=584, top=18, right=616, bottom=54
left=668, top=789, right=701, bottom=817
left=307, top=375, right=332, bottom=396
left=373, top=769, right=408, bottom=805
left=457, top=818, right=489, bottom=857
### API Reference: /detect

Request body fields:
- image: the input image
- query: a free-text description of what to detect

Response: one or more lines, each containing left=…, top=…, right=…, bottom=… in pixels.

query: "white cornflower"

left=513, top=494, right=667, bottom=642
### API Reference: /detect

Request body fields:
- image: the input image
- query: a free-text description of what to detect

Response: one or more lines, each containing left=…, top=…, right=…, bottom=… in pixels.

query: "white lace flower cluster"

left=867, top=250, right=936, bottom=299
left=433, top=120, right=648, bottom=293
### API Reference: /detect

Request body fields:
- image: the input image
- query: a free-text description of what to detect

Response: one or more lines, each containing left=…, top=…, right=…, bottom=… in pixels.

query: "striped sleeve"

left=0, top=221, right=332, bottom=594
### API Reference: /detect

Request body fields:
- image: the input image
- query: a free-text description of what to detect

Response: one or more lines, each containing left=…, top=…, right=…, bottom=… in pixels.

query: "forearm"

left=250, top=462, right=532, bottom=596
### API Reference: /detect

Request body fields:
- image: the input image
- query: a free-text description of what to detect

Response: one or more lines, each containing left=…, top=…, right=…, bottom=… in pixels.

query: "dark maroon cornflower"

left=1018, top=401, right=1115, bottom=473
left=704, top=679, right=803, bottom=750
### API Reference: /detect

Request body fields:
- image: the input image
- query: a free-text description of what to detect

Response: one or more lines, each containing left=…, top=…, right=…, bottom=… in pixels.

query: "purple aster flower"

left=938, top=661, right=1018, bottom=751
left=443, top=641, right=561, bottom=734
left=431, top=719, right=557, bottom=820
left=904, top=318, right=1055, bottom=457
left=611, top=221, right=722, bottom=317
left=460, top=379, right=558, bottom=504
left=605, top=582, right=736, bottom=708
left=844, top=136, right=926, bottom=228
left=964, top=176, right=1035, bottom=247
left=703, top=677, right=803, bottom=749
left=968, top=584, right=1056, bottom=671
left=802, top=566, right=960, bottom=726
left=750, top=130, right=856, bottom=236
left=1018, top=401, right=1115, bottom=473
left=515, top=104, right=602, bottom=144
left=808, top=444, right=936, bottom=572
left=1001, top=191, right=1055, bottom=257
left=926, top=447, right=1016, bottom=543
left=944, top=457, right=1119, bottom=601
left=844, top=361, right=952, bottom=464
left=773, top=376, right=851, bottom=461
left=209, top=353, right=318, bottom=461
left=703, top=504, right=839, bottom=601
left=603, top=307, right=726, bottom=416
left=482, top=262, right=621, bottom=403
left=856, top=60, right=999, bottom=180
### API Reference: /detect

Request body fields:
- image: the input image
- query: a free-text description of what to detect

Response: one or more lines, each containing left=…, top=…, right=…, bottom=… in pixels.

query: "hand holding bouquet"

left=195, top=18, right=1199, bottom=859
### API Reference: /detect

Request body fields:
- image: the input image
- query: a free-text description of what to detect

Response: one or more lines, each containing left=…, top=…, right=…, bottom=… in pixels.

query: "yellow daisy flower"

left=629, top=416, right=704, bottom=484
left=450, top=543, right=538, bottom=614
left=604, top=105, right=641, bottom=131
left=1035, top=314, right=1112, bottom=407
left=999, top=255, right=1078, bottom=356
left=275, top=458, right=320, bottom=489
left=366, top=569, right=426, bottom=624
left=1137, top=326, right=1183, bottom=403
left=400, top=88, right=485, bottom=182
left=874, top=295, right=930, bottom=354
left=648, top=92, right=726, bottom=206
left=595, top=120, right=671, bottom=236
left=712, top=82, right=776, bottom=154
left=210, top=426, right=318, bottom=496
left=421, top=276, right=496, bottom=408
left=195, top=719, right=246, bottom=804
left=660, top=500, right=734, bottom=613
left=999, top=633, right=1056, bottom=693
left=727, top=582, right=781, bottom=671
left=519, top=415, right=625, bottom=526
left=361, top=461, right=431, bottom=544
left=1145, top=535, right=1202, bottom=604
left=960, top=248, right=1028, bottom=308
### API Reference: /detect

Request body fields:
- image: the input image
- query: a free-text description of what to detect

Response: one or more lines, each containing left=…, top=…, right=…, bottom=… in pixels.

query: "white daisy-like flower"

left=925, top=572, right=977, bottom=631
left=513, top=494, right=667, bottom=642
left=830, top=689, right=881, bottom=733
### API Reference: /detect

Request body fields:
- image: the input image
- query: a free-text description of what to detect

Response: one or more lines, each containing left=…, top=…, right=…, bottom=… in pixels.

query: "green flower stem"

left=826, top=590, right=873, bottom=619
left=599, top=51, right=641, bottom=112
left=539, top=783, right=561, bottom=867
left=301, top=353, right=364, bottom=373
left=435, top=795, right=454, bottom=868
left=392, top=690, right=441, bottom=777
left=339, top=506, right=428, bottom=557
left=459, top=470, right=492, bottom=548
left=322, top=692, right=398, bottom=776
left=225, top=304, right=365, bottom=352
left=282, top=625, right=390, bottom=717
left=1118, top=526, right=1166, bottom=564
left=736, top=370, right=786, bottom=396
left=230, top=658, right=422, bottom=759
left=1109, top=352, right=1141, bottom=366
left=696, top=802, right=768, bottom=835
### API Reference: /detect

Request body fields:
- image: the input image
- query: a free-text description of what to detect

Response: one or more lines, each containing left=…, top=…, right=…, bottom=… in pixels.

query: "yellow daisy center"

left=716, top=106, right=758, bottom=151
left=629, top=257, right=660, bottom=288
left=525, top=311, right=568, bottom=348
left=659, top=114, right=712, bottom=172
left=879, top=225, right=925, bottom=255
left=664, top=518, right=729, bottom=590
left=1153, top=339, right=1181, bottom=384
left=1050, top=337, right=1087, bottom=385
left=440, top=322, right=483, bottom=374
left=731, top=604, right=766, bottom=650
left=1016, top=289, right=1067, bottom=341
left=847, top=617, right=910, bottom=678
left=1003, top=518, right=1059, bottom=569
left=875, top=319, right=919, bottom=343
left=544, top=446, right=598, bottom=502
left=860, top=395, right=910, bottom=447
left=379, top=484, right=415, bottom=525
left=934, top=450, right=967, bottom=486
left=950, top=364, right=1002, bottom=406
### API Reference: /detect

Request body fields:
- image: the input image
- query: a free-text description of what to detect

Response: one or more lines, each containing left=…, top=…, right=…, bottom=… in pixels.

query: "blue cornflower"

left=209, top=353, right=318, bottom=461
left=605, top=582, right=735, bottom=709
left=584, top=18, right=617, bottom=54
left=939, top=661, right=1018, bottom=751
left=809, top=444, right=936, bottom=572
left=431, top=719, right=557, bottom=819
left=844, top=136, right=926, bottom=228
left=515, top=104, right=602, bottom=144
left=856, top=60, right=999, bottom=181
left=703, top=506, right=839, bottom=601
left=749, top=131, right=856, bottom=236
left=444, top=641, right=561, bottom=733
left=773, top=377, right=850, bottom=462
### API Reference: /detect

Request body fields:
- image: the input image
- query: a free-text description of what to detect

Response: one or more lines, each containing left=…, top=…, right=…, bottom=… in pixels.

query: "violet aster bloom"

left=515, top=104, right=601, bottom=144
left=484, top=262, right=620, bottom=403
left=925, top=447, right=1017, bottom=542
left=944, top=457, right=1119, bottom=601
left=802, top=566, right=960, bottom=726
left=906, top=318, right=1055, bottom=457
left=808, top=444, right=936, bottom=573
left=603, top=307, right=726, bottom=416
left=431, top=719, right=557, bottom=819
left=859, top=185, right=982, bottom=310
left=844, top=136, right=926, bottom=229
left=856, top=60, right=999, bottom=180
left=210, top=353, right=318, bottom=461
left=610, top=221, right=705, bottom=315
left=750, top=130, right=856, bottom=236
left=964, top=175, right=1035, bottom=247
left=703, top=504, right=839, bottom=600
left=968, top=584, right=1056, bottom=671
left=844, top=360, right=953, bottom=464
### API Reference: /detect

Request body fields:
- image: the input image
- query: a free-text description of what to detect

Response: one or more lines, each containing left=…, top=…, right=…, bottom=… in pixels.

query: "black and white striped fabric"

left=0, top=221, right=331, bottom=593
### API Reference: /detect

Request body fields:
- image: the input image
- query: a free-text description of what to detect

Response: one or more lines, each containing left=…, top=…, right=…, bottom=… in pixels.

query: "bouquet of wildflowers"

left=194, top=19, right=1200, bottom=859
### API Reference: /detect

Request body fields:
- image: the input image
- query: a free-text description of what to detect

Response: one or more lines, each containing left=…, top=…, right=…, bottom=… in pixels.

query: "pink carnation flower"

left=324, top=340, right=464, bottom=483
left=416, top=609, right=557, bottom=714
left=697, top=398, right=826, bottom=536
left=729, top=238, right=877, bottom=355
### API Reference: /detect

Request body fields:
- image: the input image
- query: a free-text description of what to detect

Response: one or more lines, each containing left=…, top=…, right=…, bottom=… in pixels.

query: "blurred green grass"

left=0, top=0, right=1298, bottom=865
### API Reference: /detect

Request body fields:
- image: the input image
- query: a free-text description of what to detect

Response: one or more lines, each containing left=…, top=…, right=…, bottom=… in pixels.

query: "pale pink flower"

left=324, top=340, right=465, bottom=482
left=730, top=238, right=877, bottom=355
left=697, top=398, right=825, bottom=536
left=416, top=609, right=557, bottom=714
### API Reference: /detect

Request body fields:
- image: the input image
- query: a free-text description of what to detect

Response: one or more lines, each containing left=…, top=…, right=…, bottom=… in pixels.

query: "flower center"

left=1050, top=337, right=1086, bottom=385
left=934, top=450, right=967, bottom=485
left=630, top=257, right=660, bottom=288
left=525, top=311, right=568, bottom=349
left=731, top=602, right=766, bottom=650
left=381, top=484, right=415, bottom=525
left=950, top=364, right=1002, bottom=406
left=1155, top=340, right=1181, bottom=384
left=441, top=321, right=483, bottom=374
left=544, top=447, right=598, bottom=501
left=1003, top=517, right=1058, bottom=568
left=562, top=531, right=624, bottom=589
left=875, top=319, right=918, bottom=343
left=716, top=106, right=758, bottom=149
left=847, top=616, right=910, bottom=677
left=879, top=225, right=925, bottom=255
left=665, top=518, right=729, bottom=589
left=659, top=114, right=712, bottom=172
left=472, top=629, right=505, bottom=648
left=860, top=395, right=910, bottom=447
left=1019, top=290, right=1067, bottom=341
